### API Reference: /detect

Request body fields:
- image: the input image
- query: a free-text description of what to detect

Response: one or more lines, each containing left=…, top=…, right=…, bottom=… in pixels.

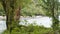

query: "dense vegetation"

left=2, top=24, right=53, bottom=34
left=0, top=3, right=5, bottom=16
left=0, top=0, right=60, bottom=34
left=0, top=0, right=46, bottom=16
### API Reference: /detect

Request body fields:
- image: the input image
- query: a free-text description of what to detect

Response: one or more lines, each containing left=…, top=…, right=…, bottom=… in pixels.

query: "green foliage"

left=0, top=0, right=60, bottom=34
left=40, top=0, right=60, bottom=33
left=2, top=24, right=53, bottom=34
left=0, top=3, right=5, bottom=16
left=0, top=0, right=46, bottom=16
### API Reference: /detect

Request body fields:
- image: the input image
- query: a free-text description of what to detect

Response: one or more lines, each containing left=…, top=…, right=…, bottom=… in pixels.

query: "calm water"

left=0, top=16, right=60, bottom=33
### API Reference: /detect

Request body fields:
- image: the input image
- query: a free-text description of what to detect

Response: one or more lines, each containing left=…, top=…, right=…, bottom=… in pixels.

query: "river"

left=0, top=16, right=60, bottom=34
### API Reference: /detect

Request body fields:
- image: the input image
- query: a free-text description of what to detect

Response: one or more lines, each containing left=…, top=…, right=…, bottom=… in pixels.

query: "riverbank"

left=0, top=16, right=52, bottom=27
left=0, top=16, right=6, bottom=20
left=0, top=16, right=53, bottom=34
left=0, top=16, right=48, bottom=20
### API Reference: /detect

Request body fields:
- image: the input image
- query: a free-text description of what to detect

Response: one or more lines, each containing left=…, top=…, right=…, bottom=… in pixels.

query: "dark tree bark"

left=1, top=0, right=21, bottom=33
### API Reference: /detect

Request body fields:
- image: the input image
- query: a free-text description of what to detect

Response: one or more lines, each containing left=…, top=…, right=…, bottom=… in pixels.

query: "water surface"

left=0, top=16, right=57, bottom=33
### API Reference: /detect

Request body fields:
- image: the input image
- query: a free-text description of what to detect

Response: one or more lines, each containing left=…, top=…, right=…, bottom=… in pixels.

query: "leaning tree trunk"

left=1, top=0, right=21, bottom=33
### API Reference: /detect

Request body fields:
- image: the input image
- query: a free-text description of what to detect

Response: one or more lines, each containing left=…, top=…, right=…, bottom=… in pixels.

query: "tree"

left=0, top=0, right=32, bottom=34
left=0, top=0, right=21, bottom=34
left=39, top=0, right=60, bottom=34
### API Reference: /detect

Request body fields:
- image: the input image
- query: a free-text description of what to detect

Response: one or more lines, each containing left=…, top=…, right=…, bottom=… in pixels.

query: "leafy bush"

left=2, top=24, right=53, bottom=34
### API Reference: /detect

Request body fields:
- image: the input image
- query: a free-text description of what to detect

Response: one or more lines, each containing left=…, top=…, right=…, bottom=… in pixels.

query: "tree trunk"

left=51, top=0, right=59, bottom=34
left=1, top=0, right=20, bottom=33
